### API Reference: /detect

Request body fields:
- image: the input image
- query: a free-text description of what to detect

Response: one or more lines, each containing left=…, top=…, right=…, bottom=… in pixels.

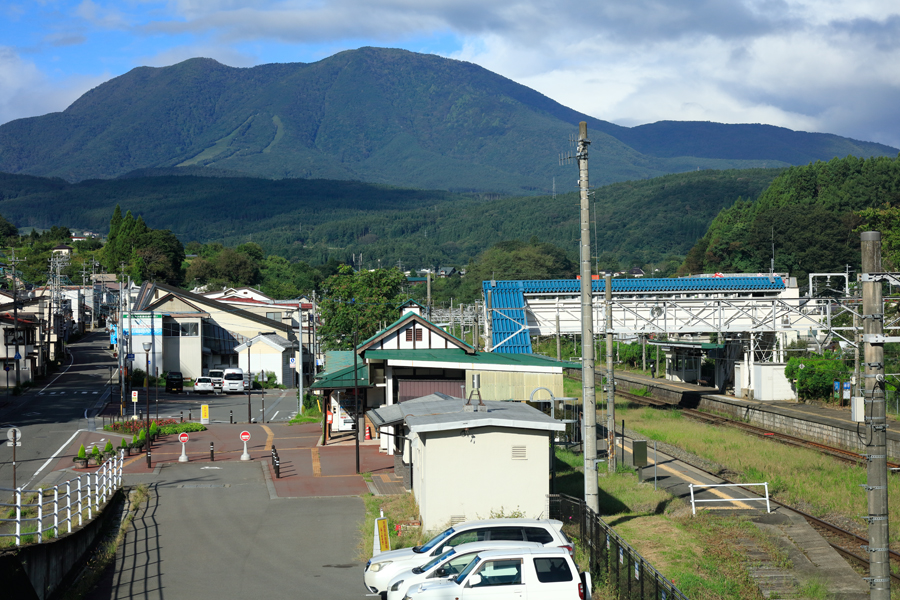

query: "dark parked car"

left=165, top=371, right=184, bottom=393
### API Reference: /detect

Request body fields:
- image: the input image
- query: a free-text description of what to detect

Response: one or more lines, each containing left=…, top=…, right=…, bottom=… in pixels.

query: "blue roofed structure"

left=483, top=276, right=789, bottom=354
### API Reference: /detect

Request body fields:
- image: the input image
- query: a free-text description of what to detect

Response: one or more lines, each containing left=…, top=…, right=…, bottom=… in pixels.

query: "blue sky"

left=2, top=0, right=899, bottom=148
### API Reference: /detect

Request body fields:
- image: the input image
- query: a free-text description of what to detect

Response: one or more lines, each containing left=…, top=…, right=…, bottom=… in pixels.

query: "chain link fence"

left=549, top=493, right=689, bottom=600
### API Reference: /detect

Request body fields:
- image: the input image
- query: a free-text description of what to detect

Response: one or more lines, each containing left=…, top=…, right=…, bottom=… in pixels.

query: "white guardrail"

left=688, top=482, right=771, bottom=515
left=0, top=450, right=124, bottom=546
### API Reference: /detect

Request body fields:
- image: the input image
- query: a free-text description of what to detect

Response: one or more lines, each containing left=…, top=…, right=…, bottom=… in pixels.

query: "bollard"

left=189, top=409, right=192, bottom=421
left=262, top=399, right=265, bottom=423
left=230, top=410, right=233, bottom=424
left=210, top=442, right=215, bottom=462
left=275, top=459, right=280, bottom=479
left=180, top=411, right=184, bottom=423
left=147, top=449, right=151, bottom=468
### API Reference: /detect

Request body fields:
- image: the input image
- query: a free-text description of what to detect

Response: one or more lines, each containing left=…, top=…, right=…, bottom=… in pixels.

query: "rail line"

left=612, top=389, right=900, bottom=583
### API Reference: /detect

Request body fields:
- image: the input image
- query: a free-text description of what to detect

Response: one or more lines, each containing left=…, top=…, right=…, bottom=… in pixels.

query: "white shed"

left=368, top=393, right=565, bottom=531
left=235, top=332, right=296, bottom=386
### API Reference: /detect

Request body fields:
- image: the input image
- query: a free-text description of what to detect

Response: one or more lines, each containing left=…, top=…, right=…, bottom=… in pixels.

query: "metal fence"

left=549, top=493, right=689, bottom=600
left=0, top=450, right=124, bottom=546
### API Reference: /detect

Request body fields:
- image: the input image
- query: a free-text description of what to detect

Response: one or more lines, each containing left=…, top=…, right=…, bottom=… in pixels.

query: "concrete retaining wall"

left=697, top=396, right=900, bottom=460
left=0, top=488, right=124, bottom=600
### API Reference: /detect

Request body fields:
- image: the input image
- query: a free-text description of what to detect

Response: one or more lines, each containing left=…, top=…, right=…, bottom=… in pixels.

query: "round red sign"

left=240, top=430, right=251, bottom=442
left=179, top=432, right=189, bottom=443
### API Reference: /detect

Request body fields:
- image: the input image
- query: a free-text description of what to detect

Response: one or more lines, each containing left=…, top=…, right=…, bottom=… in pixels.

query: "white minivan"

left=222, top=368, right=247, bottom=393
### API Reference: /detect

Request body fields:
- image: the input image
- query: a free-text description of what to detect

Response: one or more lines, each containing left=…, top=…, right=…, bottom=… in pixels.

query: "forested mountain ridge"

left=0, top=47, right=893, bottom=195
left=679, top=155, right=900, bottom=280
left=0, top=167, right=782, bottom=270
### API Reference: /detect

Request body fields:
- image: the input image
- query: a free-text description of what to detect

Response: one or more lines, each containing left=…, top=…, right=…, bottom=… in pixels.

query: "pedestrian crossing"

left=38, top=391, right=99, bottom=396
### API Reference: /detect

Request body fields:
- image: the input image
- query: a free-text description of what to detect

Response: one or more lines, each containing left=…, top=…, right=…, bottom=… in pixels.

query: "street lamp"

left=246, top=339, right=253, bottom=424
left=142, top=341, right=151, bottom=467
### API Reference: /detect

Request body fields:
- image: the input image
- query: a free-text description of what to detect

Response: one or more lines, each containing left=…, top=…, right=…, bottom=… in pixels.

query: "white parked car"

left=401, top=547, right=590, bottom=600
left=386, top=540, right=543, bottom=600
left=208, top=369, right=224, bottom=389
left=364, top=519, right=572, bottom=596
left=193, top=377, right=215, bottom=394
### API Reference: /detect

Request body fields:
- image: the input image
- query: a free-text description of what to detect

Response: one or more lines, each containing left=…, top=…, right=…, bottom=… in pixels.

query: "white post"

left=37, top=493, right=43, bottom=543
left=241, top=440, right=250, bottom=461
left=689, top=484, right=696, bottom=515
left=53, top=486, right=59, bottom=538
left=66, top=481, right=72, bottom=534
left=77, top=476, right=84, bottom=526
left=764, top=482, right=771, bottom=513
left=179, top=440, right=189, bottom=462
left=15, top=488, right=21, bottom=546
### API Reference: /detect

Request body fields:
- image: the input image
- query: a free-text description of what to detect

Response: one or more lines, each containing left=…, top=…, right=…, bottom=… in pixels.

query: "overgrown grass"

left=289, top=409, right=323, bottom=424
left=616, top=403, right=900, bottom=541
left=359, top=493, right=424, bottom=562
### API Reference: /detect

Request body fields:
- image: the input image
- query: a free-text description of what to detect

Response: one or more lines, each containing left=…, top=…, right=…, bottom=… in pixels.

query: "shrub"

left=159, top=422, right=206, bottom=435
left=784, top=354, right=848, bottom=401
left=77, top=444, right=86, bottom=460
left=120, top=438, right=128, bottom=449
left=91, top=446, right=101, bottom=458
left=104, top=440, right=114, bottom=454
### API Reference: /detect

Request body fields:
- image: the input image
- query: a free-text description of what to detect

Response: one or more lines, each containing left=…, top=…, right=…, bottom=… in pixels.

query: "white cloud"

left=0, top=48, right=98, bottom=124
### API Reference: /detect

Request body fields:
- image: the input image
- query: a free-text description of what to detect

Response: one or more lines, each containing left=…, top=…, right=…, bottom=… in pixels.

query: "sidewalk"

left=49, top=421, right=398, bottom=498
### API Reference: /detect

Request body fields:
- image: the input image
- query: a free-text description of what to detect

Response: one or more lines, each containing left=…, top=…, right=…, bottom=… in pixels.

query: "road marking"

left=38, top=350, right=75, bottom=394
left=271, top=411, right=279, bottom=421
left=24, top=428, right=85, bottom=489
left=312, top=448, right=321, bottom=476
left=261, top=424, right=274, bottom=452
left=621, top=443, right=752, bottom=510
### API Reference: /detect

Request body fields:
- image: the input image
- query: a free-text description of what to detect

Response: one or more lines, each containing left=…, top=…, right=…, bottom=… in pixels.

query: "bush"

left=77, top=444, right=86, bottom=460
left=91, top=446, right=101, bottom=458
left=158, top=422, right=206, bottom=435
left=104, top=440, right=114, bottom=454
left=784, top=354, right=848, bottom=401
left=120, top=438, right=128, bottom=449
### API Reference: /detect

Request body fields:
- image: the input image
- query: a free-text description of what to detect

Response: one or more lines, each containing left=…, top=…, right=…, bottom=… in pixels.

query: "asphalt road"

left=87, top=462, right=368, bottom=600
left=0, top=331, right=115, bottom=492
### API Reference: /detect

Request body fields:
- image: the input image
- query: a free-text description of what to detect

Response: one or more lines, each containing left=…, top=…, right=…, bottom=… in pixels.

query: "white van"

left=222, top=368, right=247, bottom=393
left=208, top=369, right=224, bottom=390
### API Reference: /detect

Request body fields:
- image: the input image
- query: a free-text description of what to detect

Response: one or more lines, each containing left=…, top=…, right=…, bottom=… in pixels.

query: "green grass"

left=359, top=493, right=423, bottom=562
left=289, top=409, right=323, bottom=424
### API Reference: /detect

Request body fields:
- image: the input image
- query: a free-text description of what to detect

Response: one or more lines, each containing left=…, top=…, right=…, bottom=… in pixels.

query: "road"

left=0, top=331, right=115, bottom=491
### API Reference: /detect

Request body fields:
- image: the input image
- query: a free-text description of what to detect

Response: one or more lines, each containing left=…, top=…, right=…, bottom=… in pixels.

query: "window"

left=534, top=557, right=573, bottom=583
left=486, top=527, right=523, bottom=541
left=180, top=323, right=199, bottom=337
left=163, top=322, right=179, bottom=337
left=405, top=327, right=423, bottom=342
left=406, top=328, right=413, bottom=342
left=472, top=559, right=522, bottom=586
left=416, top=328, right=423, bottom=341
left=524, top=527, right=554, bottom=544
left=266, top=312, right=282, bottom=321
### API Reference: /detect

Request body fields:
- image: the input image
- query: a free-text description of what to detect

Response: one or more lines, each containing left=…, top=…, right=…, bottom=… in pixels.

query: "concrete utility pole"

left=605, top=273, right=615, bottom=473
left=9, top=249, right=23, bottom=386
left=576, top=121, right=598, bottom=512
left=861, top=231, right=890, bottom=599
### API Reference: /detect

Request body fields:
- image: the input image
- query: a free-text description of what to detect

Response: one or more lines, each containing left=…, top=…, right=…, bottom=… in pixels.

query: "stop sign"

left=179, top=432, right=189, bottom=443
left=240, top=431, right=251, bottom=442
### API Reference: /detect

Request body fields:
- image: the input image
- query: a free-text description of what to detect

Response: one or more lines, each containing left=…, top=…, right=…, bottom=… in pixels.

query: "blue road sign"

left=126, top=353, right=135, bottom=360
left=14, top=352, right=21, bottom=360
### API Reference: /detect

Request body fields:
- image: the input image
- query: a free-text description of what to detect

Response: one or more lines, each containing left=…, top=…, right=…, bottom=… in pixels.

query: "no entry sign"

left=179, top=432, right=189, bottom=443
left=240, top=431, right=251, bottom=442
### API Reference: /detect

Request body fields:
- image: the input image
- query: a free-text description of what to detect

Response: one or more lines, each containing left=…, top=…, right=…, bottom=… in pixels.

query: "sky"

left=1, top=0, right=899, bottom=148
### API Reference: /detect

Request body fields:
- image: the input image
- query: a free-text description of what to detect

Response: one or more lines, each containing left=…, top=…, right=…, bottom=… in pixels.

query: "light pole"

left=246, top=339, right=253, bottom=424
left=142, top=341, right=151, bottom=467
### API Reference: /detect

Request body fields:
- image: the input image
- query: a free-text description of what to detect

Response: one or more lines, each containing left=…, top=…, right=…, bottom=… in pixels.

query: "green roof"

left=364, top=348, right=578, bottom=369
left=310, top=363, right=369, bottom=389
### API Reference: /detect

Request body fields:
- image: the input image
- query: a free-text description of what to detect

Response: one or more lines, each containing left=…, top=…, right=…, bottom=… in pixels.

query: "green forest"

left=0, top=166, right=782, bottom=274
left=679, top=154, right=900, bottom=281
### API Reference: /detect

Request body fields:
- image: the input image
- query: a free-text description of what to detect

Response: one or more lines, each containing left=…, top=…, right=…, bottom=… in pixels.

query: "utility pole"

left=298, top=300, right=304, bottom=415
left=576, top=121, right=598, bottom=512
left=861, top=231, right=890, bottom=599
left=606, top=273, right=615, bottom=474
left=119, top=263, right=126, bottom=415
left=9, top=249, right=23, bottom=386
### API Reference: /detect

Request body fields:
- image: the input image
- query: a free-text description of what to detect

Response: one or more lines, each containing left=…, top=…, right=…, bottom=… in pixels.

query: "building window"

left=163, top=322, right=179, bottom=337
left=180, top=323, right=199, bottom=337
left=266, top=312, right=282, bottom=321
left=416, top=328, right=423, bottom=342
left=405, top=328, right=413, bottom=342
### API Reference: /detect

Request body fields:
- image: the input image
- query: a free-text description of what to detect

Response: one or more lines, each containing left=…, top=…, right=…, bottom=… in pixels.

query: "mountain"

left=0, top=167, right=782, bottom=269
left=679, top=155, right=900, bottom=281
left=0, top=47, right=894, bottom=195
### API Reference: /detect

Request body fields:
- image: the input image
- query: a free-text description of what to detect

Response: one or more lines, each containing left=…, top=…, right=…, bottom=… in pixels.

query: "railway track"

left=613, top=389, right=900, bottom=583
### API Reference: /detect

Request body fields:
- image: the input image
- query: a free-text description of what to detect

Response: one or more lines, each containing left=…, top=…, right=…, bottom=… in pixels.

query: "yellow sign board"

left=131, top=391, right=139, bottom=403
left=376, top=517, right=391, bottom=553
left=201, top=404, right=210, bottom=425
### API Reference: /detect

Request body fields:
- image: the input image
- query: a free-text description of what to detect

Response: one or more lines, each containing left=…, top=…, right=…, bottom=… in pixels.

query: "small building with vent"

left=367, top=393, right=564, bottom=530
